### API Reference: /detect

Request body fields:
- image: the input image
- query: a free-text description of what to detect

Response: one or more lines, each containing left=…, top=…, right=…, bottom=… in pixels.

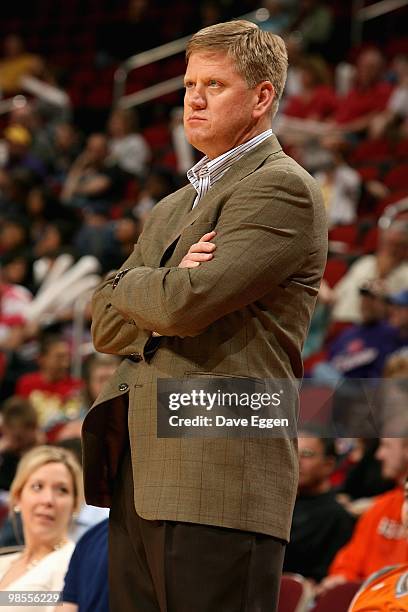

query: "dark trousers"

left=109, top=450, right=285, bottom=612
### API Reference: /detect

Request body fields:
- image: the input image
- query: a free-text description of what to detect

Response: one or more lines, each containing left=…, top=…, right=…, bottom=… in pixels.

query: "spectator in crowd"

left=132, top=166, right=179, bottom=224
left=383, top=349, right=408, bottom=379
left=24, top=185, right=66, bottom=246
left=284, top=57, right=338, bottom=121
left=62, top=518, right=109, bottom=612
left=76, top=208, right=141, bottom=273
left=314, top=280, right=401, bottom=381
left=49, top=123, right=82, bottom=187
left=0, top=249, right=33, bottom=290
left=283, top=427, right=355, bottom=582
left=0, top=34, right=45, bottom=97
left=0, top=446, right=82, bottom=608
left=0, top=438, right=108, bottom=547
left=15, top=333, right=82, bottom=429
left=324, top=220, right=408, bottom=323
left=1, top=124, right=47, bottom=179
left=33, top=219, right=77, bottom=260
left=315, top=151, right=361, bottom=227
left=387, top=288, right=408, bottom=346
left=337, top=439, right=395, bottom=517
left=54, top=353, right=120, bottom=440
left=376, top=350, right=408, bottom=441
left=8, top=102, right=56, bottom=170
left=0, top=396, right=43, bottom=491
left=0, top=268, right=32, bottom=353
left=0, top=167, right=36, bottom=218
left=348, top=477, right=408, bottom=611
left=317, top=437, right=408, bottom=594
left=334, top=48, right=394, bottom=136
left=0, top=215, right=30, bottom=258
left=107, top=108, right=150, bottom=178
left=370, top=53, right=408, bottom=138
left=61, top=133, right=125, bottom=215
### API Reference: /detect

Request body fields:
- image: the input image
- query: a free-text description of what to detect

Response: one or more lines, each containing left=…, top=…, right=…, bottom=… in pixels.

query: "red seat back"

left=278, top=574, right=313, bottom=612
left=310, top=582, right=362, bottom=611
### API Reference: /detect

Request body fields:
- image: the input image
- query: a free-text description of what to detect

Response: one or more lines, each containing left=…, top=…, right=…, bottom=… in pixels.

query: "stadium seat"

left=395, top=138, right=408, bottom=160
left=356, top=166, right=380, bottom=182
left=278, top=574, right=313, bottom=612
left=310, top=582, right=362, bottom=611
left=328, top=225, right=358, bottom=249
left=383, top=164, right=408, bottom=191
left=350, top=138, right=391, bottom=165
left=323, top=258, right=348, bottom=288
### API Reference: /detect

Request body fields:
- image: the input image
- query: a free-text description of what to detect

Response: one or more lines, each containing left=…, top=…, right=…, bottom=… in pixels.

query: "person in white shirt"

left=107, top=107, right=150, bottom=177
left=0, top=446, right=83, bottom=612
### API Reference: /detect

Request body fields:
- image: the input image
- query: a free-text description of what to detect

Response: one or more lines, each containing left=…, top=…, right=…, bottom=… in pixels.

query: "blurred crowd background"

left=0, top=0, right=407, bottom=609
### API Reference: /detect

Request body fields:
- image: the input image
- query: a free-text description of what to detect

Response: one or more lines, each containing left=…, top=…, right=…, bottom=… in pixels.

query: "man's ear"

left=253, top=81, right=275, bottom=119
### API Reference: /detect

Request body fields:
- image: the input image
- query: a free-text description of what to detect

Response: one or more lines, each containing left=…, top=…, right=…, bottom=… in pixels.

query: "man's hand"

left=178, top=231, right=216, bottom=268
left=314, top=574, right=347, bottom=597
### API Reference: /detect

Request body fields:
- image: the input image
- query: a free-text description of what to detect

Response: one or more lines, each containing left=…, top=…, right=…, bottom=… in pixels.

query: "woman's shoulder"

left=49, top=540, right=75, bottom=561
left=0, top=551, right=20, bottom=573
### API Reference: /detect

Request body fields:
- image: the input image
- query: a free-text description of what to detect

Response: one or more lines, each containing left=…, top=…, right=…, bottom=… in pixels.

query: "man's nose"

left=187, top=87, right=206, bottom=109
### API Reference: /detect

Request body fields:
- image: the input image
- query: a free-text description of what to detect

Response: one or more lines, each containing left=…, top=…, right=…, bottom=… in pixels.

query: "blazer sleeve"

left=91, top=241, right=152, bottom=355
left=107, top=169, right=322, bottom=338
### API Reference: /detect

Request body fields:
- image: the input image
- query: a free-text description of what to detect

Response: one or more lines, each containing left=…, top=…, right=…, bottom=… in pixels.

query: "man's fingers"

left=199, top=231, right=216, bottom=242
left=179, top=259, right=200, bottom=269
left=188, top=241, right=216, bottom=254
left=187, top=252, right=214, bottom=262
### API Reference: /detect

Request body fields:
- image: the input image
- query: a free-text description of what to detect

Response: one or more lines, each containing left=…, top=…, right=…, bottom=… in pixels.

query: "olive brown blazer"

left=82, top=135, right=328, bottom=541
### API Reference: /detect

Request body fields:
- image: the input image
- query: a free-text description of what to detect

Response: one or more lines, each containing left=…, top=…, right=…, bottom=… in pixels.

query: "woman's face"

left=17, top=462, right=75, bottom=545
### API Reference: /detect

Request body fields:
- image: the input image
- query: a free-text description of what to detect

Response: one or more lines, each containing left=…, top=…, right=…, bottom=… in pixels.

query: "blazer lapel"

left=160, top=135, right=283, bottom=259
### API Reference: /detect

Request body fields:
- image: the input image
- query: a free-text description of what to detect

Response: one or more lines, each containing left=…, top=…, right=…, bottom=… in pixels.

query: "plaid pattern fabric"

left=82, top=135, right=328, bottom=541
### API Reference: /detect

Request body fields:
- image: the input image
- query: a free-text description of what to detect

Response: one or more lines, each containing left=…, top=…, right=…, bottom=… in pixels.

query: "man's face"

left=388, top=304, right=408, bottom=331
left=183, top=51, right=262, bottom=159
left=359, top=293, right=386, bottom=323
left=86, top=135, right=108, bottom=165
left=381, top=229, right=408, bottom=263
left=298, top=436, right=334, bottom=492
left=376, top=438, right=408, bottom=481
left=40, top=341, right=70, bottom=380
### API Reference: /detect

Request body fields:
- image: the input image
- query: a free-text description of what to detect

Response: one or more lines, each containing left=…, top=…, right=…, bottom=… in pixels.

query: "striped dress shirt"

left=187, top=129, right=273, bottom=208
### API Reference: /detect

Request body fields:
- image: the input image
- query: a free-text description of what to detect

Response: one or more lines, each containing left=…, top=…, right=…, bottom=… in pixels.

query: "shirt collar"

left=187, top=128, right=273, bottom=190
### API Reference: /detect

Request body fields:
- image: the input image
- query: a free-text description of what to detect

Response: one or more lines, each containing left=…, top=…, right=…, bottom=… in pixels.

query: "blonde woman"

left=0, top=446, right=82, bottom=611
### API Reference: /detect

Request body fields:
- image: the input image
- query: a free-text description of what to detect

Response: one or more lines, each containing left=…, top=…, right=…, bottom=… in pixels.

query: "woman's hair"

left=9, top=445, right=83, bottom=515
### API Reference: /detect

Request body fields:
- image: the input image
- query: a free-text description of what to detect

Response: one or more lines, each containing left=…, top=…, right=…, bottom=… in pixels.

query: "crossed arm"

left=91, top=171, right=315, bottom=353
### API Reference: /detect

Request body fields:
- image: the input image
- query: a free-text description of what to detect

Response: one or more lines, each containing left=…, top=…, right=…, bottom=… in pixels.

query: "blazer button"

left=118, top=383, right=129, bottom=392
left=129, top=353, right=142, bottom=363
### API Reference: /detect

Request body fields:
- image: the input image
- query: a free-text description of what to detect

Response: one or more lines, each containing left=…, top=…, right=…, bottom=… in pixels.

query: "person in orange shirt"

left=317, top=438, right=408, bottom=594
left=348, top=478, right=408, bottom=611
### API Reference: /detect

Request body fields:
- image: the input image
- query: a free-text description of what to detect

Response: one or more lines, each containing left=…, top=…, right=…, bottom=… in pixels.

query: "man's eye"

left=31, top=483, right=42, bottom=491
left=209, top=80, right=218, bottom=87
left=184, top=82, right=193, bottom=89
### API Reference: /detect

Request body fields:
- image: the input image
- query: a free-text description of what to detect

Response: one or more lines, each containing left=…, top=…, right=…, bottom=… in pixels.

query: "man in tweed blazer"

left=82, top=20, right=327, bottom=612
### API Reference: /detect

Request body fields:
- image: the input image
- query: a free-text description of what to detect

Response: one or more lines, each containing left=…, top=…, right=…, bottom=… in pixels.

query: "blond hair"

left=10, top=445, right=83, bottom=515
left=186, top=20, right=288, bottom=117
